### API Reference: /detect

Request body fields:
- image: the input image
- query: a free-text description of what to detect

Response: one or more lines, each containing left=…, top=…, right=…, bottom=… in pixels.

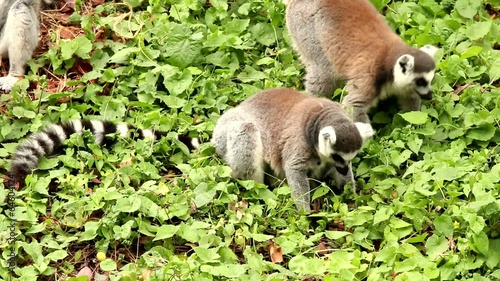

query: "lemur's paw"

left=0, top=75, right=21, bottom=92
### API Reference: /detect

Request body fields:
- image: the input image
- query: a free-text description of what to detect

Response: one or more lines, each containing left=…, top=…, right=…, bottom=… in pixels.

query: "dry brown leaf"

left=76, top=266, right=93, bottom=280
left=91, top=178, right=102, bottom=184
left=142, top=269, right=152, bottom=280
left=316, top=241, right=332, bottom=256
left=92, top=0, right=105, bottom=6
left=119, top=160, right=133, bottom=167
left=269, top=240, right=283, bottom=263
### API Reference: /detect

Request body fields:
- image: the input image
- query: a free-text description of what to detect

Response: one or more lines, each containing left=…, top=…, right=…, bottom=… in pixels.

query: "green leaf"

left=465, top=21, right=493, bottom=41
left=434, top=215, right=454, bottom=237
left=251, top=233, right=274, bottom=242
left=45, top=250, right=68, bottom=262
left=467, top=123, right=496, bottom=141
left=210, top=0, right=228, bottom=11
left=423, top=262, right=440, bottom=279
left=237, top=66, right=268, bottom=82
left=193, top=182, right=217, bottom=208
left=159, top=95, right=187, bottom=109
left=311, top=185, right=329, bottom=201
left=460, top=46, right=483, bottom=59
left=154, top=225, right=180, bottom=241
left=200, top=264, right=246, bottom=278
left=163, top=69, right=193, bottom=96
left=164, top=24, right=202, bottom=68
left=114, top=196, right=142, bottom=213
left=407, top=136, right=423, bottom=154
left=325, top=231, right=352, bottom=240
left=73, top=37, right=93, bottom=59
left=455, top=0, right=482, bottom=19
left=250, top=23, right=276, bottom=46
left=12, top=107, right=36, bottom=118
left=400, top=111, right=429, bottom=125
left=109, top=47, right=139, bottom=64
left=489, top=58, right=500, bottom=83
left=289, top=255, right=327, bottom=275
left=425, top=235, right=448, bottom=260
left=79, top=221, right=100, bottom=241
left=473, top=231, right=489, bottom=255
left=193, top=247, right=220, bottom=262
left=373, top=206, right=394, bottom=225
left=225, top=19, right=250, bottom=35
left=100, top=259, right=117, bottom=271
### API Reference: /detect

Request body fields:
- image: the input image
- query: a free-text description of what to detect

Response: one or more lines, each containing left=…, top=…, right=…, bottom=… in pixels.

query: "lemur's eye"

left=332, top=154, right=344, bottom=164
left=415, top=78, right=428, bottom=87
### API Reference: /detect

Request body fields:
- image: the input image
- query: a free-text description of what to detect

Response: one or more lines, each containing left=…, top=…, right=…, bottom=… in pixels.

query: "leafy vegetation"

left=0, top=0, right=499, bottom=279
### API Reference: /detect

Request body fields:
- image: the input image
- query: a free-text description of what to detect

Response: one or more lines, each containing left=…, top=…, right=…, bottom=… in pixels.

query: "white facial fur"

left=393, top=54, right=436, bottom=97
left=393, top=54, right=415, bottom=88
left=318, top=126, right=336, bottom=158
left=420, top=45, right=439, bottom=59
left=415, top=70, right=435, bottom=95
left=336, top=151, right=358, bottom=162
left=355, top=122, right=374, bottom=141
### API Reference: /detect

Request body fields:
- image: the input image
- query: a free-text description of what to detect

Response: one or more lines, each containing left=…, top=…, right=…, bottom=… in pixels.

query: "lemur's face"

left=394, top=47, right=437, bottom=100
left=331, top=151, right=358, bottom=175
left=412, top=71, right=435, bottom=100
left=317, top=123, right=374, bottom=175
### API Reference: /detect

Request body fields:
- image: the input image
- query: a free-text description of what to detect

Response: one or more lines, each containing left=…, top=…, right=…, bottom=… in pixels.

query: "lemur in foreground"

left=8, top=119, right=199, bottom=186
left=212, top=88, right=374, bottom=212
left=286, top=0, right=439, bottom=124
left=0, top=0, right=49, bottom=92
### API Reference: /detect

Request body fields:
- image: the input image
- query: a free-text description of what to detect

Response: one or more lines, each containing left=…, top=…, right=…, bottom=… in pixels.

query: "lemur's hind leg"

left=304, top=60, right=336, bottom=97
left=286, top=2, right=335, bottom=97
left=225, top=122, right=265, bottom=183
left=0, top=0, right=40, bottom=91
left=342, top=79, right=376, bottom=124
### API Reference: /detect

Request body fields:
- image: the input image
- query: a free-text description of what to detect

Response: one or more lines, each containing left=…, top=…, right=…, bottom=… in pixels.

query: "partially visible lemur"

left=0, top=0, right=49, bottom=91
left=212, top=88, right=374, bottom=212
left=9, top=119, right=199, bottom=186
left=286, top=0, right=438, bottom=124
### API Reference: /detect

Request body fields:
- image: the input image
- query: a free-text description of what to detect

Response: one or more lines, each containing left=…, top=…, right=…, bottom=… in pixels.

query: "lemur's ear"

left=321, top=128, right=337, bottom=145
left=355, top=122, right=374, bottom=142
left=420, top=45, right=439, bottom=58
left=318, top=126, right=336, bottom=157
left=397, top=54, right=415, bottom=75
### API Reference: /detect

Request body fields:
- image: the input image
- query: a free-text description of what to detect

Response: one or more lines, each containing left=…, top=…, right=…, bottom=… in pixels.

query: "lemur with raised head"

left=9, top=119, right=199, bottom=186
left=212, top=88, right=374, bottom=212
left=286, top=0, right=438, bottom=124
left=0, top=0, right=47, bottom=91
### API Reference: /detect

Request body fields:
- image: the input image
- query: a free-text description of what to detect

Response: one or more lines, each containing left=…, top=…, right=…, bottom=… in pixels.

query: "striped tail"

left=9, top=119, right=199, bottom=186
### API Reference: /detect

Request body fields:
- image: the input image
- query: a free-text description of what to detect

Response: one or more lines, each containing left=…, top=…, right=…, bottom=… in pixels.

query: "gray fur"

left=0, top=0, right=44, bottom=91
left=286, top=0, right=438, bottom=124
left=212, top=88, right=374, bottom=211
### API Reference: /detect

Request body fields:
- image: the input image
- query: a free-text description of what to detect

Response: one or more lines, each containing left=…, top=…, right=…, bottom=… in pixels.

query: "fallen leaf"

left=76, top=266, right=93, bottom=280
left=316, top=241, right=332, bottom=256
left=92, top=0, right=105, bottom=6
left=142, top=269, right=152, bottom=280
left=94, top=272, right=109, bottom=281
left=119, top=160, right=133, bottom=167
left=269, top=240, right=283, bottom=263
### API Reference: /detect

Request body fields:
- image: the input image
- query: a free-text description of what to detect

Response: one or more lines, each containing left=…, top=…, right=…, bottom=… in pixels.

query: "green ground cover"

left=1, top=0, right=500, bottom=280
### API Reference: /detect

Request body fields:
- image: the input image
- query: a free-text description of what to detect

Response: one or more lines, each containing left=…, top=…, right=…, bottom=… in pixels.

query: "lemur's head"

left=393, top=45, right=438, bottom=100
left=317, top=122, right=374, bottom=175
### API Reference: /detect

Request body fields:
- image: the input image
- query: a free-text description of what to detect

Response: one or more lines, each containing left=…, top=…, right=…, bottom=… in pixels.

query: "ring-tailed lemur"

left=212, top=88, right=374, bottom=212
left=0, top=0, right=50, bottom=91
left=286, top=0, right=439, bottom=124
left=8, top=119, right=199, bottom=186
